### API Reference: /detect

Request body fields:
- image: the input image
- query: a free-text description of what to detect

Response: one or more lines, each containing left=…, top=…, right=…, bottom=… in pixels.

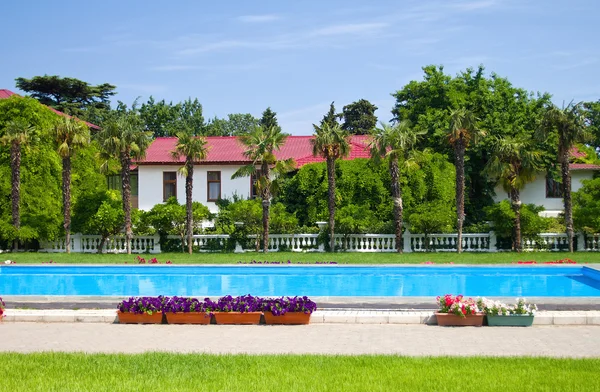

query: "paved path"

left=2, top=323, right=600, bottom=357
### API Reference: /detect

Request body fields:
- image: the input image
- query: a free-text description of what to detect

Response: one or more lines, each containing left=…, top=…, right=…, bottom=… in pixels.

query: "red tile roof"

left=0, top=89, right=100, bottom=130
left=139, top=135, right=372, bottom=167
left=570, top=163, right=600, bottom=170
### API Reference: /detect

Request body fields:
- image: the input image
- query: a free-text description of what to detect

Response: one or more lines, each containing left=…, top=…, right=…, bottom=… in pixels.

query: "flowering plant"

left=207, top=294, right=262, bottom=313
left=477, top=297, right=537, bottom=316
left=0, top=296, right=5, bottom=317
left=260, top=296, right=318, bottom=316
left=436, top=294, right=480, bottom=318
left=117, top=296, right=166, bottom=315
left=163, top=296, right=207, bottom=314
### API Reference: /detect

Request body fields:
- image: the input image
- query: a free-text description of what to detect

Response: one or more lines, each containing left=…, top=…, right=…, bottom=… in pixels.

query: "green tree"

left=583, top=100, right=600, bottom=150
left=484, top=136, right=542, bottom=252
left=96, top=110, right=153, bottom=254
left=171, top=131, right=208, bottom=254
left=447, top=108, right=483, bottom=253
left=52, top=117, right=90, bottom=253
left=232, top=124, right=295, bottom=252
left=0, top=120, right=35, bottom=249
left=539, top=102, right=591, bottom=252
left=311, top=105, right=350, bottom=252
left=341, top=99, right=378, bottom=135
left=573, top=177, right=600, bottom=234
left=370, top=121, right=425, bottom=252
left=206, top=113, right=259, bottom=136
left=15, top=75, right=116, bottom=118
left=139, top=97, right=180, bottom=137
left=86, top=190, right=124, bottom=253
left=259, top=107, right=280, bottom=131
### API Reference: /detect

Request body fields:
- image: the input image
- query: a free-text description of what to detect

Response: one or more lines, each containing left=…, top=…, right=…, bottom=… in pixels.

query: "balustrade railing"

left=36, top=231, right=599, bottom=253
left=40, top=234, right=160, bottom=254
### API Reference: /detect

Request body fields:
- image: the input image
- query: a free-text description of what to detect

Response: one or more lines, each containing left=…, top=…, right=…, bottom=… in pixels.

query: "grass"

left=3, top=251, right=599, bottom=265
left=0, top=353, right=598, bottom=392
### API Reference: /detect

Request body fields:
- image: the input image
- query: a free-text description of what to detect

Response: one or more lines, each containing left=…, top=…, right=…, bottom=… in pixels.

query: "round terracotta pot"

left=117, top=311, right=163, bottom=324
left=213, top=311, right=262, bottom=325
left=165, top=312, right=211, bottom=325
left=435, top=312, right=484, bottom=327
left=264, top=312, right=311, bottom=325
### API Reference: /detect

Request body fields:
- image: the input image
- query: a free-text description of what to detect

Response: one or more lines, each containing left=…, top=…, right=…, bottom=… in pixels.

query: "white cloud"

left=310, top=22, right=388, bottom=37
left=237, top=14, right=281, bottom=23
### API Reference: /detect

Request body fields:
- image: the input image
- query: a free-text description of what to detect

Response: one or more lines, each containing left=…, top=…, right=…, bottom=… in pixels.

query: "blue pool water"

left=1, top=266, right=600, bottom=297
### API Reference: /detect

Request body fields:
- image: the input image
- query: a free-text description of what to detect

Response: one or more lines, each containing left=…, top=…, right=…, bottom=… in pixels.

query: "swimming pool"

left=1, top=265, right=600, bottom=297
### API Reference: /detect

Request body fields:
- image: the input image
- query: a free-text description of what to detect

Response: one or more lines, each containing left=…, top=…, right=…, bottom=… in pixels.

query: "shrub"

left=573, top=177, right=600, bottom=234
left=485, top=201, right=551, bottom=249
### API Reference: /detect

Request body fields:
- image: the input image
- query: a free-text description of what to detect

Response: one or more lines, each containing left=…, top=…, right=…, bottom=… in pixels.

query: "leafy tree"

left=15, top=75, right=116, bottom=117
left=370, top=120, right=425, bottom=252
left=485, top=201, right=551, bottom=249
left=583, top=100, right=600, bottom=150
left=85, top=190, right=124, bottom=253
left=539, top=102, right=591, bottom=252
left=311, top=104, right=350, bottom=252
left=143, top=198, right=211, bottom=252
left=171, top=131, right=208, bottom=254
left=232, top=123, right=295, bottom=252
left=52, top=117, right=90, bottom=253
left=206, top=113, right=259, bottom=136
left=340, top=99, right=378, bottom=135
left=96, top=110, right=153, bottom=254
left=139, top=97, right=181, bottom=137
left=408, top=201, right=455, bottom=250
left=484, top=136, right=542, bottom=252
left=391, top=65, right=552, bottom=226
left=573, top=177, right=600, bottom=234
left=447, top=108, right=483, bottom=253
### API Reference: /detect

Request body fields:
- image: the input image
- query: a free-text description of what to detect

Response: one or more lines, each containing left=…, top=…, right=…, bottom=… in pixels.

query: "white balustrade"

left=36, top=231, right=600, bottom=253
left=409, top=233, right=491, bottom=252
left=40, top=234, right=160, bottom=254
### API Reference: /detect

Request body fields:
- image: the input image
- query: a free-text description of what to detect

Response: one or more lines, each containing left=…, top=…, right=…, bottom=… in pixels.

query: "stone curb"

left=3, top=309, right=600, bottom=325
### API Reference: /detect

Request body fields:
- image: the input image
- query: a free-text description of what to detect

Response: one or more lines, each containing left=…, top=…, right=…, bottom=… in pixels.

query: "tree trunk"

left=510, top=188, right=522, bottom=252
left=261, top=161, right=271, bottom=253
left=10, top=142, right=21, bottom=251
left=327, top=157, right=336, bottom=252
left=454, top=143, right=466, bottom=253
left=186, top=161, right=194, bottom=255
left=390, top=156, right=403, bottom=253
left=120, top=152, right=132, bottom=255
left=560, top=150, right=574, bottom=252
left=62, top=156, right=72, bottom=254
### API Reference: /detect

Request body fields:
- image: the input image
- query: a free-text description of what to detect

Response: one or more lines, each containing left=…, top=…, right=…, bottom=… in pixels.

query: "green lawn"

left=1, top=353, right=598, bottom=392
left=3, top=251, right=599, bottom=264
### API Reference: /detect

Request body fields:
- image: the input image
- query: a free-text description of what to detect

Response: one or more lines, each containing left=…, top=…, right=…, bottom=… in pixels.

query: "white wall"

left=492, top=170, right=595, bottom=217
left=138, top=165, right=252, bottom=213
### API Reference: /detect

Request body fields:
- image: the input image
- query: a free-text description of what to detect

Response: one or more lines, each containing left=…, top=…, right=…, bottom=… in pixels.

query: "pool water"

left=1, top=266, right=600, bottom=297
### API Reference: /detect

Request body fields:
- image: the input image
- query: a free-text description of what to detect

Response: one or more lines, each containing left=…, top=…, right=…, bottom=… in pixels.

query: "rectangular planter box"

left=165, top=312, right=211, bottom=324
left=213, top=312, right=262, bottom=325
left=487, top=314, right=534, bottom=327
left=435, top=312, right=484, bottom=327
left=118, top=311, right=163, bottom=324
left=264, top=312, right=311, bottom=325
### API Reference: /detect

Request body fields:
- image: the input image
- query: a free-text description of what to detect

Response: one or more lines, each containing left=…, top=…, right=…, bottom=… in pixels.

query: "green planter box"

left=486, top=315, right=534, bottom=327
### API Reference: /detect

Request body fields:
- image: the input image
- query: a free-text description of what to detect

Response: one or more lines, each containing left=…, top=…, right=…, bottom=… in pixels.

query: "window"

left=250, top=173, right=259, bottom=198
left=107, top=174, right=138, bottom=196
left=163, top=172, right=177, bottom=201
left=207, top=171, right=221, bottom=201
left=546, top=175, right=563, bottom=198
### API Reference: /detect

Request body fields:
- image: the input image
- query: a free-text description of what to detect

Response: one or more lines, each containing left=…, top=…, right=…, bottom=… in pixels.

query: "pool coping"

left=3, top=309, right=600, bottom=326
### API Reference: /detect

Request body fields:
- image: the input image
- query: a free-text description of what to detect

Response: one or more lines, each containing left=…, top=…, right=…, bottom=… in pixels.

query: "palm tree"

left=370, top=121, right=425, bottom=253
left=53, top=116, right=90, bottom=253
left=0, top=120, right=35, bottom=250
left=539, top=102, right=590, bottom=252
left=447, top=108, right=483, bottom=253
left=311, top=122, right=350, bottom=252
left=171, top=131, right=208, bottom=254
left=232, top=125, right=295, bottom=252
left=485, top=136, right=542, bottom=252
left=96, top=111, right=153, bottom=254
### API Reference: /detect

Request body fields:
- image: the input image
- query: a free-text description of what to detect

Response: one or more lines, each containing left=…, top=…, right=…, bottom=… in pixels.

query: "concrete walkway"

left=2, top=323, right=600, bottom=357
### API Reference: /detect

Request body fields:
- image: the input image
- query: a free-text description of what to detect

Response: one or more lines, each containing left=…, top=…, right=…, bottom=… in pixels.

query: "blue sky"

left=1, top=0, right=598, bottom=134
